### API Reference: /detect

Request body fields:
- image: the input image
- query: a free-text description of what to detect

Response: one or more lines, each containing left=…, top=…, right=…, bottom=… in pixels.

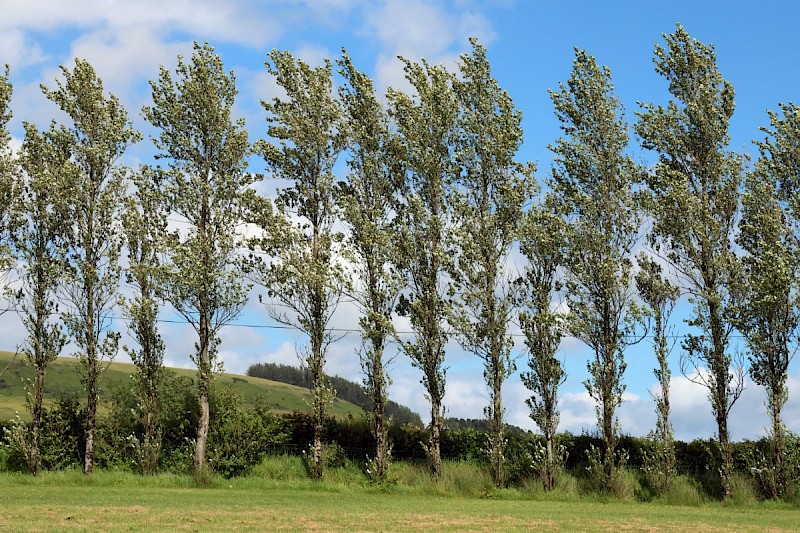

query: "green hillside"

left=0, top=351, right=364, bottom=421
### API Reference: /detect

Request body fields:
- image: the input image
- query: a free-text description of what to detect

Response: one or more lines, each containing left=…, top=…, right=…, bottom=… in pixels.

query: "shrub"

left=206, top=385, right=288, bottom=478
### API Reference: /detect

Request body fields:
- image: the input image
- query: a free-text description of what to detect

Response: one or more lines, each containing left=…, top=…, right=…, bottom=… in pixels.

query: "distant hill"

left=247, top=362, right=423, bottom=427
left=0, top=351, right=364, bottom=421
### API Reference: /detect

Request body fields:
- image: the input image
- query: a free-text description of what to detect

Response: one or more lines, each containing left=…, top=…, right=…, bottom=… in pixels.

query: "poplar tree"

left=337, top=51, right=403, bottom=482
left=550, top=50, right=642, bottom=490
left=0, top=67, right=19, bottom=323
left=121, top=168, right=167, bottom=474
left=736, top=103, right=800, bottom=497
left=635, top=254, right=679, bottom=492
left=518, top=198, right=567, bottom=491
left=46, top=60, right=137, bottom=474
left=246, top=50, right=346, bottom=480
left=12, top=122, right=69, bottom=475
left=636, top=25, right=745, bottom=499
left=389, top=58, right=458, bottom=480
left=144, top=43, right=252, bottom=480
left=450, top=39, right=535, bottom=487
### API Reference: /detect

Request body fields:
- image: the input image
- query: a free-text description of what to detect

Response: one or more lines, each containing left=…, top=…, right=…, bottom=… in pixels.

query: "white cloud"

left=67, top=25, right=191, bottom=101
left=360, top=0, right=495, bottom=95
left=0, top=29, right=47, bottom=69
left=294, top=44, right=334, bottom=68
left=0, top=0, right=282, bottom=49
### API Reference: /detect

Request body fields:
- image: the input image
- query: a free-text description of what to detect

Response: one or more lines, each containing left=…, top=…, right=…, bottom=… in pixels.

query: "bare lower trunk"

left=429, top=399, right=442, bottom=480
left=84, top=358, right=97, bottom=475
left=194, top=298, right=211, bottom=479
left=373, top=411, right=389, bottom=480
left=770, top=383, right=786, bottom=496
left=602, top=395, right=614, bottom=488
left=717, top=415, right=732, bottom=499
left=30, top=367, right=46, bottom=476
left=194, top=388, right=210, bottom=475
left=372, top=354, right=389, bottom=481
left=311, top=370, right=325, bottom=480
left=706, top=297, right=734, bottom=499
left=544, top=421, right=556, bottom=491
left=489, top=363, right=504, bottom=488
left=142, top=407, right=159, bottom=475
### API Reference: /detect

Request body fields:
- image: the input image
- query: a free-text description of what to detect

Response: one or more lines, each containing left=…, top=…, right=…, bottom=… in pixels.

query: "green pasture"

left=0, top=350, right=363, bottom=420
left=0, top=464, right=798, bottom=532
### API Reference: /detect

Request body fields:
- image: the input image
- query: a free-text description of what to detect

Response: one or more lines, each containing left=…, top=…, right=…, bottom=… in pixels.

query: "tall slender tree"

left=389, top=58, right=459, bottom=480
left=636, top=25, right=745, bottom=499
left=518, top=198, right=567, bottom=491
left=735, top=103, right=800, bottom=497
left=0, top=66, right=20, bottom=329
left=144, top=43, right=252, bottom=479
left=337, top=51, right=403, bottom=482
left=121, top=167, right=167, bottom=475
left=12, top=122, right=70, bottom=475
left=46, top=60, right=137, bottom=474
left=550, top=50, right=642, bottom=490
left=635, top=254, right=679, bottom=492
left=450, top=39, right=536, bottom=488
left=246, top=50, right=346, bottom=480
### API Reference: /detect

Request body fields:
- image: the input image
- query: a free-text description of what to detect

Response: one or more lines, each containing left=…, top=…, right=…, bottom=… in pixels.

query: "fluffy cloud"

left=360, top=0, right=495, bottom=94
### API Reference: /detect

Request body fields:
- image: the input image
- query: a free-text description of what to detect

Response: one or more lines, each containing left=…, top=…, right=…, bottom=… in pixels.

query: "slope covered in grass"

left=0, top=350, right=364, bottom=421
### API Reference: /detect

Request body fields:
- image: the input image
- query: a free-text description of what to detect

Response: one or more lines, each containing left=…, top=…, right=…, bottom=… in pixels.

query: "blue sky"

left=3, top=0, right=800, bottom=441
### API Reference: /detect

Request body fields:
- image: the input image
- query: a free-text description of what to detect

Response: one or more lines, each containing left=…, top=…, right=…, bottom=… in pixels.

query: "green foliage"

left=449, top=38, right=536, bottom=489
left=550, top=49, right=642, bottom=486
left=144, top=42, right=252, bottom=476
left=247, top=49, right=347, bottom=481
left=518, top=199, right=567, bottom=490
left=635, top=255, right=679, bottom=493
left=206, top=385, right=288, bottom=478
left=636, top=24, right=745, bottom=499
left=735, top=102, right=800, bottom=498
left=389, top=55, right=459, bottom=481
left=11, top=117, right=73, bottom=475
left=582, top=444, right=636, bottom=499
left=0, top=65, right=19, bottom=288
left=44, top=58, right=138, bottom=475
left=121, top=167, right=168, bottom=474
left=3, top=395, right=85, bottom=472
left=337, top=49, right=403, bottom=485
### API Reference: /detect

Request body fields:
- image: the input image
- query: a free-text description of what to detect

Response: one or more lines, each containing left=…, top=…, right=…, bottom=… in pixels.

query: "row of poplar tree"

left=0, top=24, right=797, bottom=499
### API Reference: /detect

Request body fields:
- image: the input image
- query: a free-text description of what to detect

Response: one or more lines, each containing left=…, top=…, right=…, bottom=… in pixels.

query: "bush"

left=206, top=385, right=288, bottom=478
left=3, top=395, right=85, bottom=473
left=581, top=444, right=638, bottom=499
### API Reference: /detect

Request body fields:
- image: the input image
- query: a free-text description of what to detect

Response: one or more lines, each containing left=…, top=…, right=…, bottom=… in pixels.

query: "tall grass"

left=3, top=454, right=798, bottom=509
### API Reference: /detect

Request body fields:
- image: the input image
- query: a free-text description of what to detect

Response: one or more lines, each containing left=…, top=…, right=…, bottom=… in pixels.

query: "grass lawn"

left=0, top=470, right=799, bottom=532
left=0, top=350, right=363, bottom=421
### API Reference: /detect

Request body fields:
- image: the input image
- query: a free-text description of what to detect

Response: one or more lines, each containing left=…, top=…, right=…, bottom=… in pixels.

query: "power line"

left=104, top=313, right=750, bottom=340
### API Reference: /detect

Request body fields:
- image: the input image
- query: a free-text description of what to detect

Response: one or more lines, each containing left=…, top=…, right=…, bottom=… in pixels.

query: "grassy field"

left=0, top=465, right=799, bottom=532
left=0, top=350, right=363, bottom=420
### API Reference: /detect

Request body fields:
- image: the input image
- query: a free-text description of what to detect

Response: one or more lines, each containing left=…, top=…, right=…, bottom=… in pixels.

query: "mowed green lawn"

left=0, top=350, right=363, bottom=420
left=0, top=472, right=798, bottom=532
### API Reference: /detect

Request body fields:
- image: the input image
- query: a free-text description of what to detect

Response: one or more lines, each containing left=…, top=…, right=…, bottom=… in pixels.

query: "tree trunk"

left=143, top=406, right=158, bottom=475
left=490, top=361, right=504, bottom=488
left=30, top=365, right=46, bottom=476
left=311, top=361, right=325, bottom=481
left=429, top=399, right=442, bottom=480
left=709, top=299, right=732, bottom=499
left=84, top=356, right=97, bottom=475
left=194, top=310, right=211, bottom=479
left=544, top=418, right=555, bottom=491
left=372, top=347, right=389, bottom=481
left=770, top=381, right=786, bottom=496
left=194, top=388, right=210, bottom=475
